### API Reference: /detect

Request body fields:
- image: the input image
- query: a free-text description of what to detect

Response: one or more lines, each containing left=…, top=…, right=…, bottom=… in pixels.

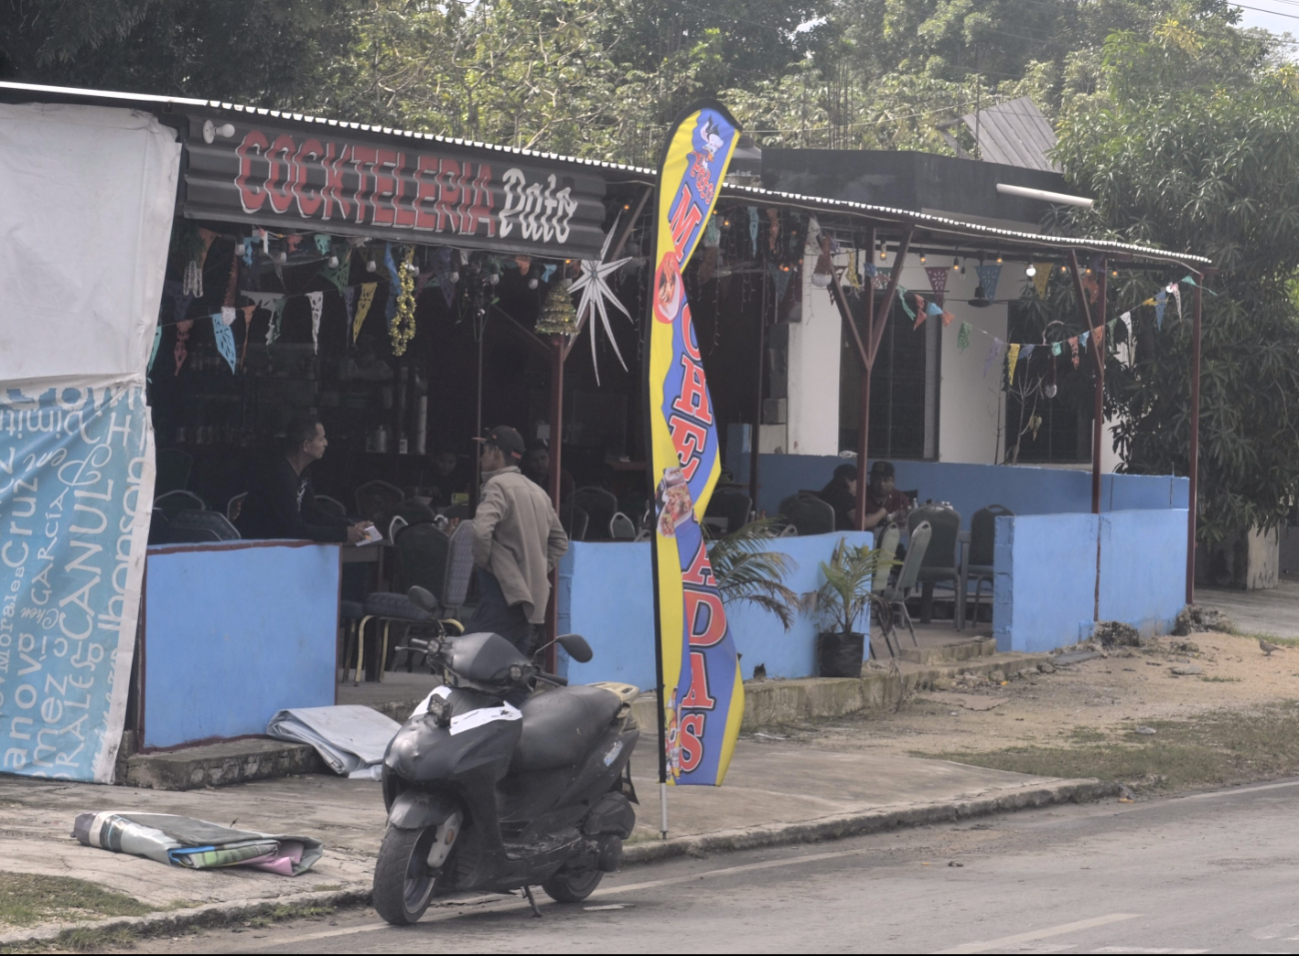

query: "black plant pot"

left=817, top=631, right=865, bottom=678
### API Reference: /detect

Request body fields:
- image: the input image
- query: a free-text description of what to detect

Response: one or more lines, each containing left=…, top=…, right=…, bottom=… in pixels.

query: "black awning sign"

left=183, top=115, right=609, bottom=259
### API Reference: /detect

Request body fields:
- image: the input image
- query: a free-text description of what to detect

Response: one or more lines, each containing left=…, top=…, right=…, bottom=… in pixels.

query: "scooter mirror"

left=407, top=586, right=438, bottom=612
left=557, top=633, right=593, bottom=663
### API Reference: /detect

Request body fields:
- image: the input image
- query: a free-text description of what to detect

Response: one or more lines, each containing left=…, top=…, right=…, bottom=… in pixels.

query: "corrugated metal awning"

left=962, top=96, right=1060, bottom=173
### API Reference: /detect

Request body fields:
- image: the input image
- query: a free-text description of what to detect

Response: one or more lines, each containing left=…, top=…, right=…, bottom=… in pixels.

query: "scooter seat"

left=511, top=686, right=623, bottom=772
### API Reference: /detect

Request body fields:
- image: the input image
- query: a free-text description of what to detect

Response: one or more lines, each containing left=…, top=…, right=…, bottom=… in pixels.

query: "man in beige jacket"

left=468, top=426, right=569, bottom=653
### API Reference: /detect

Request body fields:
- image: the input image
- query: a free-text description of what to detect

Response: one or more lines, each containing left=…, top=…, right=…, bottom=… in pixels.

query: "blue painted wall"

left=557, top=533, right=875, bottom=690
left=993, top=513, right=1099, bottom=653
left=1099, top=509, right=1189, bottom=637
left=992, top=509, right=1189, bottom=653
left=725, top=451, right=1188, bottom=526
left=143, top=541, right=340, bottom=748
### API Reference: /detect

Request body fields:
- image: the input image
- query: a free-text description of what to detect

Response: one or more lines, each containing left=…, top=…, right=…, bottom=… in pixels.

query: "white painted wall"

left=785, top=255, right=846, bottom=456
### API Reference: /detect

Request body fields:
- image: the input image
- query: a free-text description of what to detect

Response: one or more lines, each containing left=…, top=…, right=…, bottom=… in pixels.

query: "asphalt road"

left=130, top=779, right=1299, bottom=954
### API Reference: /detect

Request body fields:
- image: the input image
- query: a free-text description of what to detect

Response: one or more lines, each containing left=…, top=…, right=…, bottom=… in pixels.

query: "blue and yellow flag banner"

left=645, top=103, right=743, bottom=787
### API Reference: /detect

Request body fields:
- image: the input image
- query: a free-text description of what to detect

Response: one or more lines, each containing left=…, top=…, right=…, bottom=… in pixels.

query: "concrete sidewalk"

left=0, top=737, right=1108, bottom=948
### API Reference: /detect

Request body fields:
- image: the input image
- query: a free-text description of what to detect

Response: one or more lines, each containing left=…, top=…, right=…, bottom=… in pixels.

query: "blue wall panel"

left=1099, top=509, right=1188, bottom=637
left=993, top=513, right=1099, bottom=653
left=725, top=451, right=1188, bottom=528
left=143, top=542, right=340, bottom=748
left=558, top=533, right=875, bottom=690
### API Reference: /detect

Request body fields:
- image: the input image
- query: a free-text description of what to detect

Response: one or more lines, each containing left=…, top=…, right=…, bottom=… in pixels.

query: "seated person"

left=237, top=416, right=373, bottom=543
left=818, top=462, right=859, bottom=531
left=521, top=438, right=575, bottom=500
left=428, top=449, right=471, bottom=508
left=863, top=460, right=912, bottom=531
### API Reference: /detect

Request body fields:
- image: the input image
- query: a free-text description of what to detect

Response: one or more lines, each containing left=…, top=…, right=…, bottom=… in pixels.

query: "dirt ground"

left=760, top=630, right=1299, bottom=793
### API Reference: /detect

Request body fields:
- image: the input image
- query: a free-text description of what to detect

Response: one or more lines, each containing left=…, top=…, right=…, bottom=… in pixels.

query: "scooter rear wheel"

left=373, top=824, right=439, bottom=925
left=541, top=866, right=604, bottom=903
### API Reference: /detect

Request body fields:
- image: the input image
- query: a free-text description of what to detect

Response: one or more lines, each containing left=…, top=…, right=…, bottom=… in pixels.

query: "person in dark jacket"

left=237, top=416, right=374, bottom=543
left=818, top=462, right=859, bottom=531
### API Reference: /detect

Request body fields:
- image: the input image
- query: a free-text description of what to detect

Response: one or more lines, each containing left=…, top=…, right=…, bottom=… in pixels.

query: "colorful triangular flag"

left=1006, top=343, right=1022, bottom=386
left=211, top=314, right=238, bottom=373
left=984, top=337, right=1004, bottom=379
left=353, top=282, right=377, bottom=342
left=957, top=321, right=972, bottom=352
left=975, top=264, right=1001, bottom=300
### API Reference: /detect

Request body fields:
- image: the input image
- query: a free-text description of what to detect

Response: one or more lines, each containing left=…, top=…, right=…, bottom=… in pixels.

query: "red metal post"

left=1187, top=279, right=1203, bottom=605
left=856, top=230, right=877, bottom=531
left=749, top=267, right=767, bottom=510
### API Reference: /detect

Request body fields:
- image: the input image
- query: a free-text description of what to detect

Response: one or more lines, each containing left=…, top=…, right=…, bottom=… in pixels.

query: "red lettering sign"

left=235, top=131, right=269, bottom=213
left=348, top=145, right=378, bottom=225
left=684, top=588, right=728, bottom=649
left=292, top=139, right=325, bottom=217
left=669, top=414, right=708, bottom=481
left=678, top=713, right=706, bottom=773
left=436, top=158, right=464, bottom=233
left=392, top=152, right=416, bottom=228
left=669, top=186, right=703, bottom=258
left=320, top=142, right=350, bottom=221
left=680, top=651, right=716, bottom=710
left=372, top=148, right=399, bottom=226
left=671, top=352, right=713, bottom=425
left=265, top=134, right=297, bottom=214
left=462, top=164, right=495, bottom=236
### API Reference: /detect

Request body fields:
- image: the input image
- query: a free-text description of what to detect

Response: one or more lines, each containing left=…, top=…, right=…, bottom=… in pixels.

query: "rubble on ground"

left=1173, top=605, right=1234, bottom=637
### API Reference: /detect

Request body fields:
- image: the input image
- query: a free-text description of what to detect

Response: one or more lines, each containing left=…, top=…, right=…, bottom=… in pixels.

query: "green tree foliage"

left=1050, top=17, right=1299, bottom=545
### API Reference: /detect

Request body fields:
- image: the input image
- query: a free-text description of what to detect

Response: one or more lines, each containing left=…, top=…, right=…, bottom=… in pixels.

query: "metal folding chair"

left=876, top=521, right=931, bottom=655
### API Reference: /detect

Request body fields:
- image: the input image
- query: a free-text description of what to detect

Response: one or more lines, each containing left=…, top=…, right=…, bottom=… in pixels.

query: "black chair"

left=314, top=495, right=347, bottom=518
left=966, top=504, right=1014, bottom=626
left=354, top=479, right=404, bottom=527
left=778, top=493, right=835, bottom=536
left=706, top=489, right=753, bottom=535
left=570, top=487, right=617, bottom=541
left=560, top=501, right=589, bottom=542
left=168, top=508, right=241, bottom=542
left=907, top=503, right=962, bottom=626
left=154, top=489, right=205, bottom=518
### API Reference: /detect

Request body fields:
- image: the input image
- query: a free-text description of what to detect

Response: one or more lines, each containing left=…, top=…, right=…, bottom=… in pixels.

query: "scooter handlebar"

left=536, top=672, right=568, bottom=687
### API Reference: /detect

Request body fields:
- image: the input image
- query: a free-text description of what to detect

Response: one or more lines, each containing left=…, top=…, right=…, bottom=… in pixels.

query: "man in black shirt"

left=237, top=416, right=373, bottom=543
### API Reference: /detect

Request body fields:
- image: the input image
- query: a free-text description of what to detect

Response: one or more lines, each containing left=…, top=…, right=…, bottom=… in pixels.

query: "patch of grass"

left=922, top=701, right=1299, bottom=793
left=0, top=872, right=154, bottom=929
left=1066, top=727, right=1108, bottom=744
left=1201, top=675, right=1243, bottom=683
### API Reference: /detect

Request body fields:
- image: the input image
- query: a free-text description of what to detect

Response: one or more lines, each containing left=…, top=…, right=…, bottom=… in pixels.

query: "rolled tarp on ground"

left=0, top=103, right=180, bottom=783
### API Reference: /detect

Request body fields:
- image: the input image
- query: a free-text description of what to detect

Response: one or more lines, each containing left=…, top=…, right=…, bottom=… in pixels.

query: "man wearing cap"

left=469, top=426, right=569, bottom=653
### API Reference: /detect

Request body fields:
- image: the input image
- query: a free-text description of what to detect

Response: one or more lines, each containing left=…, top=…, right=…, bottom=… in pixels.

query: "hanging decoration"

left=535, top=280, right=579, bottom=335
left=1069, top=336, right=1080, bottom=369
left=148, top=327, right=162, bottom=373
left=308, top=291, right=325, bottom=354
left=1006, top=343, right=1022, bottom=386
left=353, top=282, right=377, bottom=342
left=975, top=264, right=1002, bottom=301
left=957, top=321, right=972, bottom=352
left=1031, top=263, right=1051, bottom=298
left=244, top=291, right=286, bottom=346
left=173, top=319, right=193, bottom=375
left=342, top=286, right=356, bottom=334
left=1081, top=272, right=1099, bottom=304
left=1079, top=330, right=1090, bottom=351
left=211, top=313, right=238, bottom=373
left=222, top=250, right=239, bottom=308
left=433, top=248, right=458, bottom=308
left=384, top=244, right=403, bottom=326
left=240, top=304, right=255, bottom=370
left=180, top=227, right=218, bottom=297
left=983, top=337, right=1004, bottom=379
left=924, top=265, right=949, bottom=305
left=320, top=252, right=350, bottom=294
left=747, top=206, right=759, bottom=256
left=1154, top=290, right=1167, bottom=330
left=941, top=309, right=956, bottom=327
left=568, top=214, right=634, bottom=384
left=389, top=247, right=418, bottom=356
left=872, top=268, right=892, bottom=290
left=1051, top=341, right=1063, bottom=357
left=541, top=263, right=557, bottom=285
left=1167, top=282, right=1182, bottom=321
left=1119, top=312, right=1135, bottom=365
left=163, top=279, right=193, bottom=329
left=314, top=234, right=332, bottom=256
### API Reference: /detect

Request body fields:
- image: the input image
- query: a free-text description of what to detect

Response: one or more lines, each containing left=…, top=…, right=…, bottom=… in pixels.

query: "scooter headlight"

left=425, top=694, right=451, bottom=727
left=509, top=663, right=524, bottom=683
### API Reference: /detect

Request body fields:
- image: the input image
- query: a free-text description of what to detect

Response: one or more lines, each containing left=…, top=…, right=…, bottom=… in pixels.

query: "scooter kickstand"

left=522, top=885, right=543, bottom=919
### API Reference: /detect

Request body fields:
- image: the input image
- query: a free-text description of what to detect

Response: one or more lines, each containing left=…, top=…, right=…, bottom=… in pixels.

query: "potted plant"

left=813, top=538, right=893, bottom=677
left=707, top=518, right=801, bottom=630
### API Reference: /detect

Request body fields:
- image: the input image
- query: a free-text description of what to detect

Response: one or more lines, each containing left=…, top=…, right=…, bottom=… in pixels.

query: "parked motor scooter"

left=372, top=586, right=640, bottom=925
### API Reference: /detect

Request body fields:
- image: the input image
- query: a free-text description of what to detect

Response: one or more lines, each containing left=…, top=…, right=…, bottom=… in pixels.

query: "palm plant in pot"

left=813, top=538, right=893, bottom=677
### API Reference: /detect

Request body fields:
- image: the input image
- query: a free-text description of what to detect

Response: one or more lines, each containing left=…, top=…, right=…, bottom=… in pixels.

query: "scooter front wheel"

left=373, top=824, right=440, bottom=925
left=541, top=866, right=603, bottom=904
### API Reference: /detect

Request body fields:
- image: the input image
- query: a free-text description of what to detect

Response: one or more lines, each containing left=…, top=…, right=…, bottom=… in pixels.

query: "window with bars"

left=839, top=293, right=939, bottom=460
left=1002, top=302, right=1093, bottom=464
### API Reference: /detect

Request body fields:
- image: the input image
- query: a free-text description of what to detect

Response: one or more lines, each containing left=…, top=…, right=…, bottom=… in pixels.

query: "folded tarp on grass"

left=73, top=812, right=323, bottom=876
left=266, top=705, right=400, bottom=778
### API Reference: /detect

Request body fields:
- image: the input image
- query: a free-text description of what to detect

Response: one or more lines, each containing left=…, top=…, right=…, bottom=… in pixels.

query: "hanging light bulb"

left=919, top=252, right=927, bottom=264
left=450, top=270, right=460, bottom=283
left=366, top=259, right=378, bottom=273
left=234, top=242, right=246, bottom=256
left=1025, top=264, right=1037, bottom=277
left=1045, top=382, right=1058, bottom=398
left=327, top=255, right=339, bottom=268
left=1060, top=265, right=1068, bottom=273
left=879, top=247, right=887, bottom=261
left=1111, top=269, right=1118, bottom=278
left=996, top=255, right=1003, bottom=265
left=528, top=276, right=539, bottom=289
left=953, top=256, right=960, bottom=270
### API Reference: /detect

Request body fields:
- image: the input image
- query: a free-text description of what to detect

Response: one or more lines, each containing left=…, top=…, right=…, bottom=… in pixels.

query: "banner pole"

left=641, top=175, right=669, bottom=840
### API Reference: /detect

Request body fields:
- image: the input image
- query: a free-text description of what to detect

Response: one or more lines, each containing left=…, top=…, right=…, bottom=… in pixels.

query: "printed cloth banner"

left=211, top=315, right=238, bottom=372
left=923, top=266, right=949, bottom=305
left=975, top=264, right=1001, bottom=300
left=646, top=102, right=744, bottom=787
left=0, top=386, right=154, bottom=781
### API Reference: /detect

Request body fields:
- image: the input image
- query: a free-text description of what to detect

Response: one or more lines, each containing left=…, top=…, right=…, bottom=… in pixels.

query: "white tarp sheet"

left=0, top=103, right=180, bottom=782
left=267, top=705, right=400, bottom=779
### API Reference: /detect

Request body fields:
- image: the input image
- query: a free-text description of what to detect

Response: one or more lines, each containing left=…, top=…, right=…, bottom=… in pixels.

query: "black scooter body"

left=379, top=634, right=638, bottom=900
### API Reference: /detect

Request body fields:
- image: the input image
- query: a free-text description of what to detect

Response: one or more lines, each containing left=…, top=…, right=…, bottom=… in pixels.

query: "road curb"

left=622, top=778, right=1119, bottom=865
left=0, top=778, right=1116, bottom=950
left=0, top=887, right=370, bottom=952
